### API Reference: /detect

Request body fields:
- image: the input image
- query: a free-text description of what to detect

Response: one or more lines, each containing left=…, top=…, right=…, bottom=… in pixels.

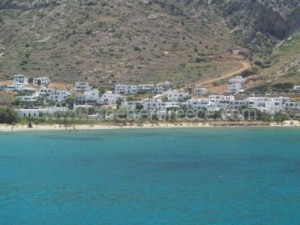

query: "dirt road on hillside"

left=197, top=60, right=251, bottom=87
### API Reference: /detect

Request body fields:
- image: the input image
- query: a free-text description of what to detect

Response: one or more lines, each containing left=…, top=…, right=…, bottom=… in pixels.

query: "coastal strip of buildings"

left=1, top=74, right=300, bottom=119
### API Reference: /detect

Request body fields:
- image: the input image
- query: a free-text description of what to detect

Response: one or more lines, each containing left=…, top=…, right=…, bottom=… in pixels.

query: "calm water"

left=0, top=128, right=299, bottom=225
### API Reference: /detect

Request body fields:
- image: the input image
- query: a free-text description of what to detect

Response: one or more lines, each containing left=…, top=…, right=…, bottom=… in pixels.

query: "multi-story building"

left=13, top=74, right=28, bottom=85
left=33, top=77, right=51, bottom=86
left=194, top=88, right=208, bottom=96
left=168, top=91, right=189, bottom=102
left=75, top=82, right=91, bottom=92
left=227, top=76, right=245, bottom=94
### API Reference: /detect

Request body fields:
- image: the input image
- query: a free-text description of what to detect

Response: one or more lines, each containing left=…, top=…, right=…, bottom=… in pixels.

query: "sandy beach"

left=0, top=121, right=299, bottom=132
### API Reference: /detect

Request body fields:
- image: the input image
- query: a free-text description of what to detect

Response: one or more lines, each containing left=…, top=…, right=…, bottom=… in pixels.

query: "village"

left=1, top=74, right=300, bottom=122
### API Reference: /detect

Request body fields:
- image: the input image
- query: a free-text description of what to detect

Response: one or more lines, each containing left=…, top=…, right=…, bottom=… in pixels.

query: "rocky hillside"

left=211, top=0, right=300, bottom=54
left=0, top=0, right=300, bottom=88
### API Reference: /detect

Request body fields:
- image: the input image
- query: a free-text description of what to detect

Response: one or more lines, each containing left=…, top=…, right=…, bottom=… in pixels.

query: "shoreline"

left=0, top=121, right=299, bottom=132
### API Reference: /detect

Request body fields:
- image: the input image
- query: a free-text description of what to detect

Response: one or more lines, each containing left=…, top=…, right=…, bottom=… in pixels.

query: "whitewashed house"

left=85, top=89, right=100, bottom=102
left=115, top=84, right=128, bottom=94
left=13, top=74, right=28, bottom=85
left=121, top=101, right=141, bottom=111
left=75, top=82, right=91, bottom=92
left=127, top=85, right=139, bottom=95
left=142, top=99, right=163, bottom=111
left=293, top=86, right=300, bottom=92
left=285, top=102, right=300, bottom=110
left=141, top=99, right=180, bottom=112
left=228, top=100, right=248, bottom=110
left=16, top=95, right=38, bottom=103
left=5, top=84, right=25, bottom=92
left=98, top=91, right=124, bottom=105
left=165, top=102, right=181, bottom=110
left=154, top=81, right=172, bottom=93
left=17, top=108, right=43, bottom=118
left=168, top=91, right=189, bottom=102
left=115, top=84, right=138, bottom=95
left=208, top=95, right=235, bottom=111
left=209, top=95, right=235, bottom=102
left=76, top=89, right=100, bottom=104
left=138, top=84, right=155, bottom=93
left=186, top=99, right=211, bottom=110
left=47, top=89, right=70, bottom=103
left=75, top=93, right=86, bottom=104
left=194, top=88, right=208, bottom=96
left=17, top=107, right=69, bottom=118
left=156, top=81, right=172, bottom=90
left=153, top=86, right=164, bottom=94
left=33, top=77, right=50, bottom=86
left=39, top=87, right=53, bottom=96
left=227, top=76, right=245, bottom=94
left=245, top=97, right=289, bottom=114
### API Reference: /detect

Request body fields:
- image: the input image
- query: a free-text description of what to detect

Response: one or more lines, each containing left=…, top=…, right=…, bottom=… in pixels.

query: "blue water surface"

left=0, top=128, right=299, bottom=225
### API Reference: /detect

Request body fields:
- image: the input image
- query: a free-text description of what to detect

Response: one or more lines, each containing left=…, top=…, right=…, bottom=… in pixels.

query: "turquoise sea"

left=0, top=128, right=300, bottom=225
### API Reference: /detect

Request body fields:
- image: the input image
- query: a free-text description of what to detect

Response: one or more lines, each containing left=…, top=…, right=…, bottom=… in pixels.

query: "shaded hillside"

left=211, top=0, right=300, bottom=54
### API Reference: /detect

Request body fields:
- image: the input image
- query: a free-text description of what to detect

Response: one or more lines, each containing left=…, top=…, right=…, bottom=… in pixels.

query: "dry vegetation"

left=0, top=0, right=240, bottom=89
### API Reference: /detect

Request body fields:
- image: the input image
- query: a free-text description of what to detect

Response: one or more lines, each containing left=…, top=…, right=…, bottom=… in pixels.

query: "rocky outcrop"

left=210, top=0, right=300, bottom=53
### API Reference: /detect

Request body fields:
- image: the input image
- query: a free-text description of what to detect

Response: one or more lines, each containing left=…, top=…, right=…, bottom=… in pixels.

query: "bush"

left=133, top=46, right=141, bottom=51
left=0, top=107, right=18, bottom=124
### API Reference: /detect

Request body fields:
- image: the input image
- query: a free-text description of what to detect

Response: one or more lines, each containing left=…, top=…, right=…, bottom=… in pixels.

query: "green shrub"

left=0, top=107, right=18, bottom=124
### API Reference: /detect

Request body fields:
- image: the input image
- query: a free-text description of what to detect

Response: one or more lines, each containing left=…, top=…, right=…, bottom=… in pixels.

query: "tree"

left=116, top=98, right=124, bottom=109
left=66, top=95, right=75, bottom=110
left=274, top=111, right=289, bottom=123
left=256, top=110, right=272, bottom=122
left=0, top=107, right=18, bottom=124
left=136, top=103, right=144, bottom=111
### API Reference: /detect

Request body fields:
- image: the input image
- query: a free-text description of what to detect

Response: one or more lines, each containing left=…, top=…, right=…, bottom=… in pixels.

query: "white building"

left=153, top=86, right=164, bottom=94
left=75, top=82, right=91, bottom=92
left=115, top=84, right=138, bottom=95
left=209, top=95, right=235, bottom=102
left=293, top=86, right=300, bottom=92
left=141, top=99, right=180, bottom=112
left=186, top=99, right=211, bottom=110
left=47, top=89, right=70, bottom=103
left=165, top=102, right=181, bottom=110
left=142, top=99, right=163, bottom=111
left=13, top=74, right=28, bottom=85
left=85, top=89, right=100, bottom=102
left=114, top=84, right=128, bottom=94
left=154, top=81, right=172, bottom=93
left=16, top=95, right=38, bottom=103
left=138, top=84, right=155, bottom=93
left=39, top=87, right=53, bottom=96
left=33, top=77, right=50, bottom=86
left=227, top=76, right=245, bottom=94
left=194, top=88, right=208, bottom=96
left=98, top=91, right=124, bottom=105
left=121, top=101, right=141, bottom=111
left=5, top=84, right=25, bottom=92
left=156, top=81, right=172, bottom=90
left=228, top=100, right=248, bottom=110
left=76, top=89, right=100, bottom=104
left=245, top=97, right=290, bottom=114
left=168, top=91, right=189, bottom=102
left=285, top=102, right=300, bottom=110
left=17, top=107, right=69, bottom=118
left=115, top=82, right=171, bottom=95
